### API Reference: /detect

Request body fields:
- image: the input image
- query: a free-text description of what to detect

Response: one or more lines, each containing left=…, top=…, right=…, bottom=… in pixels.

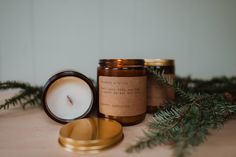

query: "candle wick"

left=66, top=95, right=74, bottom=105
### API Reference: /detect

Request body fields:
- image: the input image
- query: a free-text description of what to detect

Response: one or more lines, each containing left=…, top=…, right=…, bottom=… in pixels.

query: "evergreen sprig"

left=126, top=69, right=236, bottom=157
left=0, top=81, right=43, bottom=110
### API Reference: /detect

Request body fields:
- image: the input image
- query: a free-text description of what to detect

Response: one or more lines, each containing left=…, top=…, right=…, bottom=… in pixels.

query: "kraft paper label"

left=147, top=74, right=175, bottom=107
left=99, top=76, right=147, bottom=116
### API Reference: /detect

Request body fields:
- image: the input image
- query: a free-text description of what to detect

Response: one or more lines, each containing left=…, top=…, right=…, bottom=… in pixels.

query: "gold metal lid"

left=145, top=59, right=175, bottom=66
left=58, top=118, right=123, bottom=152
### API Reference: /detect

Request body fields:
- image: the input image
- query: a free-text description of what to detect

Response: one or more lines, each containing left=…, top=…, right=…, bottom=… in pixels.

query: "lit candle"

left=43, top=71, right=96, bottom=123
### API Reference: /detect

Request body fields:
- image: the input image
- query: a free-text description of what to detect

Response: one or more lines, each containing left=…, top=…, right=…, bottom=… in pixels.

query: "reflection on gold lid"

left=145, top=59, right=175, bottom=66
left=58, top=118, right=123, bottom=152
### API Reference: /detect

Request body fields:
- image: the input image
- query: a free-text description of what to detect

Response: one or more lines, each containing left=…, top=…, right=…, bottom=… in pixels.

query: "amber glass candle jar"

left=145, top=59, right=175, bottom=113
left=97, top=59, right=147, bottom=126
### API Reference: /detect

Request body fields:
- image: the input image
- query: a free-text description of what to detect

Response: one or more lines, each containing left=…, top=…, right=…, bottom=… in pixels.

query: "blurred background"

left=0, top=0, right=236, bottom=85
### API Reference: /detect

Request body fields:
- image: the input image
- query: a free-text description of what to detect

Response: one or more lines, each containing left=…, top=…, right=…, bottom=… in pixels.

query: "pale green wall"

left=0, top=0, right=236, bottom=85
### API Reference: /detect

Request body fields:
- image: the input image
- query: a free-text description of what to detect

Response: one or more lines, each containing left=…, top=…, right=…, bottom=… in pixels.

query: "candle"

left=43, top=71, right=96, bottom=123
left=97, top=59, right=147, bottom=126
left=145, top=59, right=175, bottom=113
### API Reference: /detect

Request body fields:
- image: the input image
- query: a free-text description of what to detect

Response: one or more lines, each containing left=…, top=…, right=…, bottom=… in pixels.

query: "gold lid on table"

left=145, top=59, right=175, bottom=66
left=58, top=118, right=123, bottom=152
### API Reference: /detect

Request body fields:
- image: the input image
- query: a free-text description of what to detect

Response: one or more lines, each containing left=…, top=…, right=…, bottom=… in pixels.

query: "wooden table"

left=1, top=91, right=236, bottom=157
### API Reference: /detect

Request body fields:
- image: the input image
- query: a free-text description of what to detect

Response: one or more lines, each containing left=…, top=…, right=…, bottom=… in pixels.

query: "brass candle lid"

left=145, top=59, right=175, bottom=66
left=58, top=118, right=123, bottom=152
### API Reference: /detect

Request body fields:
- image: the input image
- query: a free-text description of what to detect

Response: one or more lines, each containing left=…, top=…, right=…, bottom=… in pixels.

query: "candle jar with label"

left=145, top=59, right=175, bottom=113
left=97, top=59, right=147, bottom=126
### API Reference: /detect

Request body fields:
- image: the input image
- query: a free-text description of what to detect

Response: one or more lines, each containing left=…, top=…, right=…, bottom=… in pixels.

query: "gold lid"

left=145, top=59, right=175, bottom=66
left=58, top=118, right=123, bottom=152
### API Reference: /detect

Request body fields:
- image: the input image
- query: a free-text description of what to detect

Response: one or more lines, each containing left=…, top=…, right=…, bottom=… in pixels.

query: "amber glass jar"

left=145, top=59, right=175, bottom=113
left=97, top=59, right=147, bottom=126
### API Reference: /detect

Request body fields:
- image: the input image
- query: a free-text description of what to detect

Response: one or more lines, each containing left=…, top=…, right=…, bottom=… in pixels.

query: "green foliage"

left=0, top=81, right=43, bottom=110
left=176, top=76, right=236, bottom=96
left=126, top=69, right=236, bottom=157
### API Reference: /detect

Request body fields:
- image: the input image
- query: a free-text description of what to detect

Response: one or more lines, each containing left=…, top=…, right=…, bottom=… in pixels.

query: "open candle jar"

left=42, top=71, right=97, bottom=123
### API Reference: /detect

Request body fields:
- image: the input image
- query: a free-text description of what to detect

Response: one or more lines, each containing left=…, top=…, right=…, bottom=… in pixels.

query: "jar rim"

left=99, top=59, right=144, bottom=67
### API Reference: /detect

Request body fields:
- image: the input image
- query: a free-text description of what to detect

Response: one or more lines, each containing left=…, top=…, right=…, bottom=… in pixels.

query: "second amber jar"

left=145, top=59, right=175, bottom=113
left=97, top=59, right=147, bottom=126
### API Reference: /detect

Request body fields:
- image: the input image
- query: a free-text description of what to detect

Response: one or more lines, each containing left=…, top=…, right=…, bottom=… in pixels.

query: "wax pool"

left=45, top=76, right=93, bottom=120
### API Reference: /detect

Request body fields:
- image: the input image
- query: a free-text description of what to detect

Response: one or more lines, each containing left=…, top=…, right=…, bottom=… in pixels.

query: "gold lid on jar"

left=145, top=59, right=175, bottom=66
left=58, top=118, right=123, bottom=152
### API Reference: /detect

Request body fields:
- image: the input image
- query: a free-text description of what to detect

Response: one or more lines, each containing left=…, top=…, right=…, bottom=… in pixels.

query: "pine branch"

left=0, top=81, right=43, bottom=110
left=176, top=76, right=236, bottom=98
left=126, top=68, right=236, bottom=157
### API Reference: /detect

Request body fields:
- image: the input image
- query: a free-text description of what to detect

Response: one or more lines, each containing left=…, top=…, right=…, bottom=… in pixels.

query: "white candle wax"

left=46, top=76, right=93, bottom=120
